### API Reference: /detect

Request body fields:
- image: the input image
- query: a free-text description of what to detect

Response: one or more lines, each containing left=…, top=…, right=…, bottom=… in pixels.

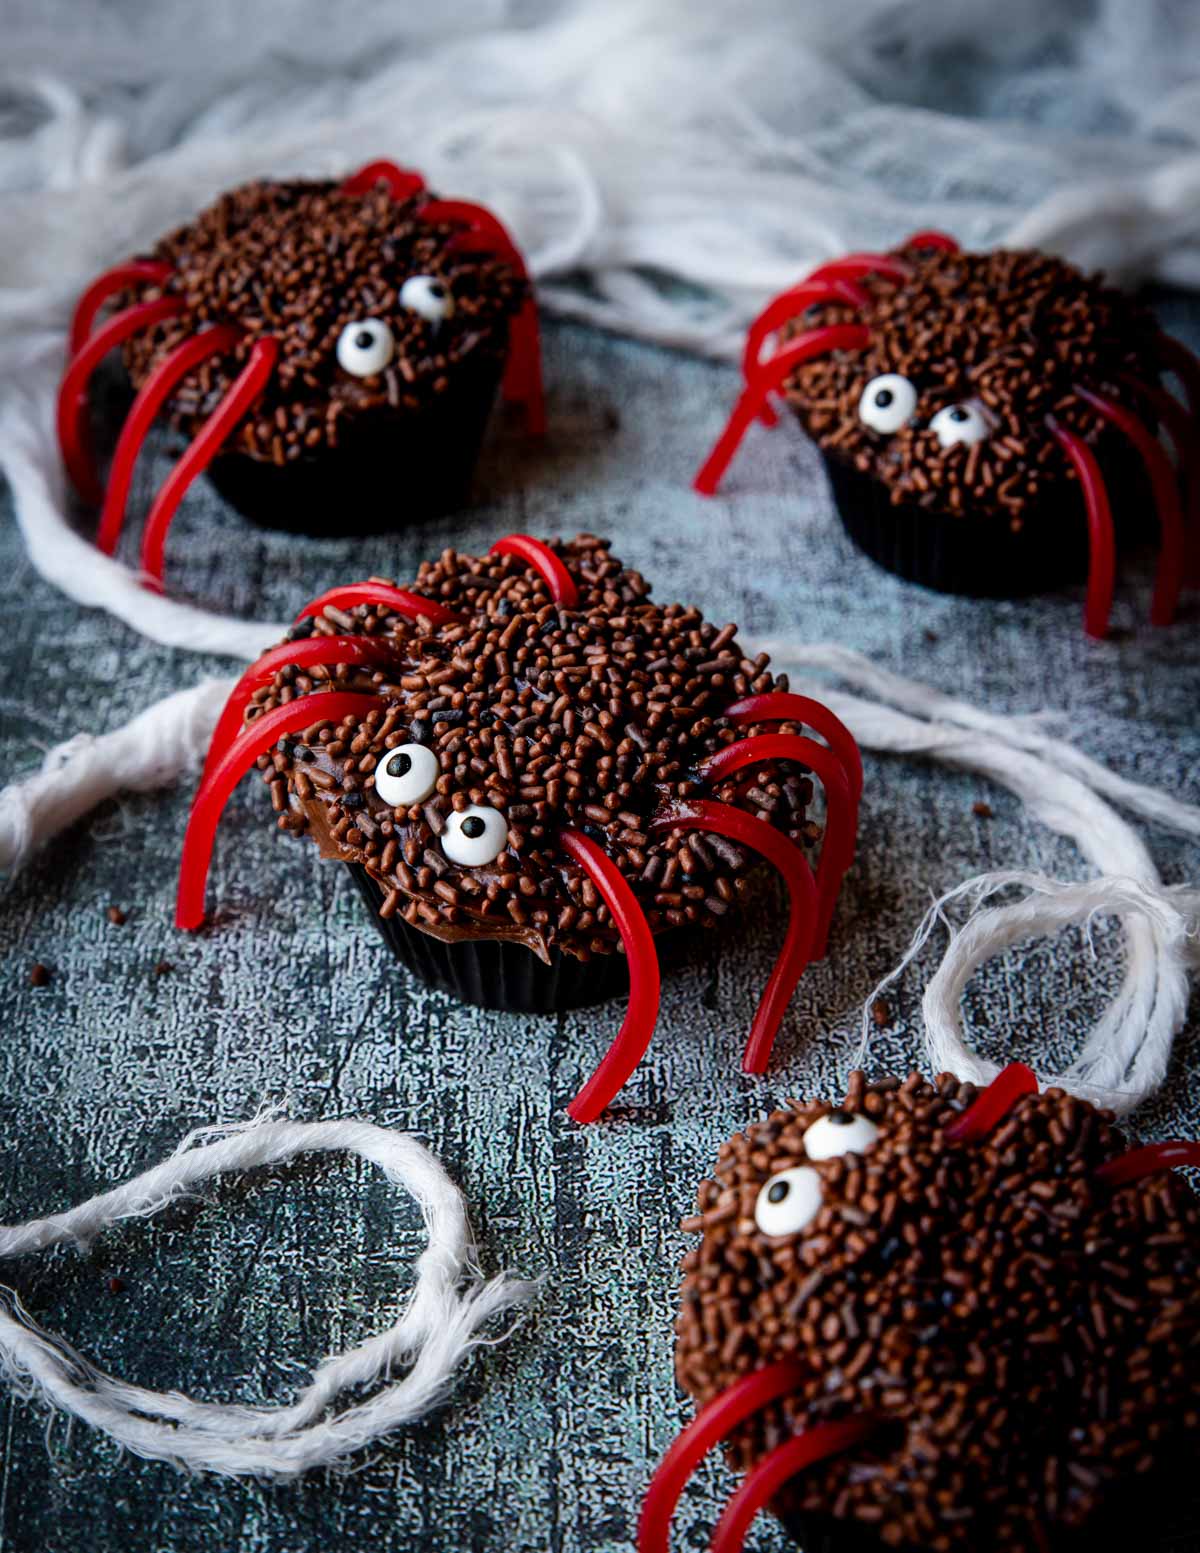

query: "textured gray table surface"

left=2, top=305, right=1199, bottom=1553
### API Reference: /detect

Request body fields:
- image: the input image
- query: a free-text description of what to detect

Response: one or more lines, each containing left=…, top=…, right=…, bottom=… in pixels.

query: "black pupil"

left=949, top=406, right=970, bottom=422
left=386, top=752, right=412, bottom=778
left=767, top=1180, right=789, bottom=1204
left=826, top=1109, right=853, bottom=1126
left=355, top=330, right=375, bottom=350
left=461, top=816, right=486, bottom=839
left=429, top=282, right=445, bottom=298
left=874, top=388, right=894, bottom=407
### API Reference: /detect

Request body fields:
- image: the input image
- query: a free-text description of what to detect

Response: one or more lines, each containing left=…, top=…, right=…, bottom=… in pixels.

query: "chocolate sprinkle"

left=675, top=1072, right=1200, bottom=1551
left=252, top=535, right=822, bottom=961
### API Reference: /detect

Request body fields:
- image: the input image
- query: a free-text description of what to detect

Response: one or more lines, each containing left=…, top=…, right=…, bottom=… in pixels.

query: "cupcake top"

left=675, top=1071, right=1200, bottom=1551
left=120, top=177, right=526, bottom=461
left=783, top=246, right=1161, bottom=524
left=251, top=536, right=818, bottom=962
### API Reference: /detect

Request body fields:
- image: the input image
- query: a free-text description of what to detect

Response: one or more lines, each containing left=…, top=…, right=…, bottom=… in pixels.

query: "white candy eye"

left=374, top=743, right=439, bottom=806
left=337, top=318, right=395, bottom=377
left=753, top=1166, right=823, bottom=1238
left=803, top=1109, right=880, bottom=1162
left=442, top=804, right=508, bottom=866
left=400, top=274, right=454, bottom=323
left=930, top=400, right=992, bottom=449
left=858, top=373, right=917, bottom=434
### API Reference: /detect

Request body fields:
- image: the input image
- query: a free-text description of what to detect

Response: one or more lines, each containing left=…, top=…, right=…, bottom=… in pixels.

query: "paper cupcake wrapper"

left=823, top=433, right=1153, bottom=600
left=204, top=346, right=506, bottom=535
left=346, top=863, right=632, bottom=1014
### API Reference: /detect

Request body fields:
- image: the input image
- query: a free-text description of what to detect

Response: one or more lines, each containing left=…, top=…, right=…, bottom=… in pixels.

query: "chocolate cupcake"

left=176, top=534, right=863, bottom=1121
left=696, top=233, right=1200, bottom=638
left=643, top=1066, right=1200, bottom=1552
left=57, top=160, right=542, bottom=585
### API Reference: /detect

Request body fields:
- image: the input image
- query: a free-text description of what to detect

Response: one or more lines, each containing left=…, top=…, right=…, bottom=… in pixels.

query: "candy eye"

left=400, top=274, right=455, bottom=323
left=802, top=1109, right=880, bottom=1162
left=337, top=318, right=395, bottom=377
left=374, top=743, right=439, bottom=806
left=753, top=1166, right=823, bottom=1238
left=442, top=804, right=508, bottom=866
left=858, top=374, right=917, bottom=434
left=930, top=400, right=992, bottom=449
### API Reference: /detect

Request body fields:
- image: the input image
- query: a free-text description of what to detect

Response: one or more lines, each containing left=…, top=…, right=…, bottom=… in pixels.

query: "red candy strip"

left=560, top=828, right=661, bottom=1124
left=97, top=325, right=241, bottom=555
left=743, top=279, right=869, bottom=426
left=140, top=338, right=280, bottom=586
left=202, top=636, right=400, bottom=781
left=903, top=229, right=959, bottom=252
left=638, top=1361, right=808, bottom=1553
left=800, top=253, right=909, bottom=288
left=694, top=325, right=870, bottom=497
left=1075, top=387, right=1184, bottom=627
left=1095, top=1141, right=1200, bottom=1188
left=422, top=198, right=545, bottom=435
left=339, top=160, right=426, bottom=200
left=1157, top=331, right=1200, bottom=421
left=944, top=1062, right=1038, bottom=1142
left=57, top=295, right=185, bottom=505
left=698, top=734, right=852, bottom=958
left=176, top=691, right=386, bottom=931
left=490, top=534, right=578, bottom=607
left=709, top=1416, right=877, bottom=1553
left=1047, top=418, right=1117, bottom=640
left=295, top=583, right=460, bottom=629
left=723, top=692, right=863, bottom=809
left=1130, top=383, right=1200, bottom=584
left=650, top=799, right=818, bottom=1073
left=68, top=259, right=174, bottom=355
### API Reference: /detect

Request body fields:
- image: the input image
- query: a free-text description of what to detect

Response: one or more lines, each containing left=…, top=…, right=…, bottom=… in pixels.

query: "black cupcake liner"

left=346, top=863, right=633, bottom=1014
left=822, top=433, right=1153, bottom=601
left=203, top=348, right=506, bottom=536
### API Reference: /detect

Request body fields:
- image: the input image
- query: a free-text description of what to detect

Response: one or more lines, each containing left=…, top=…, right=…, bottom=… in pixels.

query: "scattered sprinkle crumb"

left=107, top=1276, right=125, bottom=1295
left=30, top=962, right=50, bottom=987
left=871, top=997, right=891, bottom=1028
left=602, top=406, right=621, bottom=433
left=153, top=960, right=174, bottom=977
left=972, top=801, right=994, bottom=819
left=106, top=905, right=128, bottom=926
left=923, top=628, right=939, bottom=643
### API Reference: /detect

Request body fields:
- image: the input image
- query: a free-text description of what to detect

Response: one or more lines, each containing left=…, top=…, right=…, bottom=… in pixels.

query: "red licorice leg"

left=695, top=325, right=870, bottom=497
left=57, top=296, right=185, bottom=505
left=638, top=1362, right=808, bottom=1553
left=69, top=259, right=174, bottom=355
left=422, top=200, right=545, bottom=434
left=295, top=583, right=460, bottom=629
left=1075, top=387, right=1184, bottom=627
left=650, top=799, right=818, bottom=1073
left=340, top=160, right=426, bottom=200
left=801, top=254, right=909, bottom=289
left=1095, top=1141, right=1200, bottom=1188
left=1157, top=332, right=1200, bottom=421
left=723, top=693, right=863, bottom=812
left=202, top=636, right=400, bottom=781
left=1047, top=419, right=1117, bottom=640
left=140, top=339, right=280, bottom=587
left=97, top=325, right=241, bottom=555
left=489, top=534, right=578, bottom=607
left=559, top=828, right=661, bottom=1124
left=1125, top=380, right=1200, bottom=586
left=943, top=1062, right=1038, bottom=1142
left=709, top=1416, right=878, bottom=1553
left=176, top=692, right=386, bottom=931
left=902, top=230, right=959, bottom=252
left=698, top=734, right=852, bottom=958
left=743, top=279, right=869, bottom=427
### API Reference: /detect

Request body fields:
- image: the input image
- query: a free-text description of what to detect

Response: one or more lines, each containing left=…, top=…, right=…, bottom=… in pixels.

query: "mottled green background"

left=1, top=311, right=1198, bottom=1551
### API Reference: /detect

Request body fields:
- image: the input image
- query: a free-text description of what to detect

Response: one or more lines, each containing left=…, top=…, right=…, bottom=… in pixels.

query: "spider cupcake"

left=174, top=534, right=862, bottom=1122
left=58, top=161, right=542, bottom=578
left=696, top=233, right=1200, bottom=637
left=643, top=1065, right=1200, bottom=1551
